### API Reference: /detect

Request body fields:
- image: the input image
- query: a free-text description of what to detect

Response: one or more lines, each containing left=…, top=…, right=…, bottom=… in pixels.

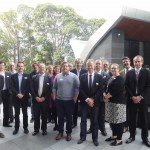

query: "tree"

left=0, top=3, right=106, bottom=67
left=0, top=10, right=21, bottom=63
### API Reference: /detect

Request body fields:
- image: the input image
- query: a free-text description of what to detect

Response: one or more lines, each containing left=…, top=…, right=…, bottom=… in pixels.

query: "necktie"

left=135, top=70, right=139, bottom=80
left=39, top=75, right=44, bottom=97
left=89, top=75, right=92, bottom=90
left=135, top=70, right=139, bottom=94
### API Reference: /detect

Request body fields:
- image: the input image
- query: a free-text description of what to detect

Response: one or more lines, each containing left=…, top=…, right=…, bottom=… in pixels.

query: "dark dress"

left=105, top=75, right=126, bottom=124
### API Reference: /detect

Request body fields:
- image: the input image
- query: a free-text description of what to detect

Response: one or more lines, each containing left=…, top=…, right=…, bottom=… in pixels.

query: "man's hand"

left=35, top=97, right=41, bottom=102
left=17, top=93, right=24, bottom=99
left=131, top=96, right=141, bottom=104
left=87, top=98, right=94, bottom=107
left=40, top=97, right=45, bottom=102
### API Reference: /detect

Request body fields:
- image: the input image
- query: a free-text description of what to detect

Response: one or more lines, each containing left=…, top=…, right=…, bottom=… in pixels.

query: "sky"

left=0, top=0, right=150, bottom=20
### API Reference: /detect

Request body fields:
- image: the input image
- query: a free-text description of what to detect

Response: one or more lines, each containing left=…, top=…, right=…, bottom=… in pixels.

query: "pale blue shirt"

left=18, top=73, right=23, bottom=92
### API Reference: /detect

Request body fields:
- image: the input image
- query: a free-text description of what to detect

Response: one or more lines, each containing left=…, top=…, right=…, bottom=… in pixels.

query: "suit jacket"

left=70, top=68, right=87, bottom=100
left=125, top=68, right=150, bottom=104
left=70, top=68, right=87, bottom=77
left=0, top=75, right=4, bottom=103
left=30, top=74, right=52, bottom=103
left=4, top=71, right=11, bottom=94
left=11, top=73, right=30, bottom=99
left=101, top=71, right=111, bottom=88
left=120, top=69, right=126, bottom=79
left=120, top=67, right=133, bottom=79
left=79, top=73, right=103, bottom=106
left=106, top=75, right=125, bottom=104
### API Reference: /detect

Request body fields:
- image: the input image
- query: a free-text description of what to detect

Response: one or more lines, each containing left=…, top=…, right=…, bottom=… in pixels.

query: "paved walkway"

left=0, top=106, right=150, bottom=150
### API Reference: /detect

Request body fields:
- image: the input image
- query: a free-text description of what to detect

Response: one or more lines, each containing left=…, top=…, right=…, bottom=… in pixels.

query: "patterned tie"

left=135, top=70, right=139, bottom=80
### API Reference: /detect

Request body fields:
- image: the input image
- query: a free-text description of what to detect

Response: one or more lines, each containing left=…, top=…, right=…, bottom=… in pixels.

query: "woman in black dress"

left=104, top=63, right=126, bottom=146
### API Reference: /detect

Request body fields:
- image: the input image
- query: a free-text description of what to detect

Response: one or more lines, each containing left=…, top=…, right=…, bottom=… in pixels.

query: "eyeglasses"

left=111, top=68, right=118, bottom=70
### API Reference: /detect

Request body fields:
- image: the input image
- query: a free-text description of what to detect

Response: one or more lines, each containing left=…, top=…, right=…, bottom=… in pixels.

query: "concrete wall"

left=89, top=32, right=112, bottom=60
left=111, top=29, right=124, bottom=64
left=144, top=42, right=150, bottom=65
left=88, top=29, right=124, bottom=64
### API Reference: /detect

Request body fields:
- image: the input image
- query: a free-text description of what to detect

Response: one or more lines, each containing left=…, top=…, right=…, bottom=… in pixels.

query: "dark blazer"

left=30, top=74, right=52, bottom=103
left=4, top=72, right=11, bottom=93
left=125, top=68, right=150, bottom=104
left=11, top=73, right=30, bottom=98
left=101, top=71, right=111, bottom=90
left=70, top=68, right=87, bottom=77
left=79, top=73, right=103, bottom=106
left=70, top=68, right=87, bottom=99
left=106, top=75, right=125, bottom=104
left=0, top=75, right=4, bottom=103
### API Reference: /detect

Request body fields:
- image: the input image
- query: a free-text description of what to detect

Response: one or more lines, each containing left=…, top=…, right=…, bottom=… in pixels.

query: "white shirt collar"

left=135, top=67, right=142, bottom=71
left=88, top=72, right=94, bottom=76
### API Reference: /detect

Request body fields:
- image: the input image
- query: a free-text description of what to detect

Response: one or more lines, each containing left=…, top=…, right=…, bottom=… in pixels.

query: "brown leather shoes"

left=55, top=133, right=63, bottom=140
left=66, top=134, right=71, bottom=141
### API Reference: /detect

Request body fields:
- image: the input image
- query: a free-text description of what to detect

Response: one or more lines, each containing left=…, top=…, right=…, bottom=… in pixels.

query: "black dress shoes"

left=13, top=129, right=19, bottom=135
left=42, top=130, right=47, bottom=135
left=32, top=131, right=39, bottom=136
left=3, top=124, right=12, bottom=127
left=24, top=129, right=29, bottom=134
left=77, top=138, right=86, bottom=144
left=101, top=130, right=107, bottom=136
left=110, top=141, right=123, bottom=146
left=143, top=140, right=150, bottom=148
left=126, top=137, right=135, bottom=144
left=93, top=140, right=99, bottom=146
left=105, top=136, right=117, bottom=141
left=0, top=132, right=5, bottom=138
left=86, top=129, right=91, bottom=134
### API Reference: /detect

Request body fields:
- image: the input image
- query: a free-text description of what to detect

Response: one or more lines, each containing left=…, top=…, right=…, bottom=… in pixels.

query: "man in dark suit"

left=11, top=62, right=30, bottom=135
left=0, top=74, right=5, bottom=138
left=95, top=59, right=111, bottom=136
left=0, top=61, right=12, bottom=127
left=77, top=59, right=103, bottom=146
left=70, top=58, right=87, bottom=128
left=120, top=56, right=133, bottom=133
left=9, top=62, right=17, bottom=123
left=125, top=55, right=150, bottom=148
left=29, top=62, right=39, bottom=123
left=102, top=60, right=113, bottom=77
left=31, top=63, right=52, bottom=136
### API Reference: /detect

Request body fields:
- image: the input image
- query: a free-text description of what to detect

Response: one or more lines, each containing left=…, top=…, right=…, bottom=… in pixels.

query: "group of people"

left=0, top=55, right=150, bottom=148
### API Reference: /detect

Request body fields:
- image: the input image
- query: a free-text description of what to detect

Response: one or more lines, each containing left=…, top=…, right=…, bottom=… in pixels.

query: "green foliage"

left=0, top=3, right=105, bottom=71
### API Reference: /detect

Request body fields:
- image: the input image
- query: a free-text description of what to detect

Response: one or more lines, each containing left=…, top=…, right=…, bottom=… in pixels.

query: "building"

left=80, top=6, right=150, bottom=66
